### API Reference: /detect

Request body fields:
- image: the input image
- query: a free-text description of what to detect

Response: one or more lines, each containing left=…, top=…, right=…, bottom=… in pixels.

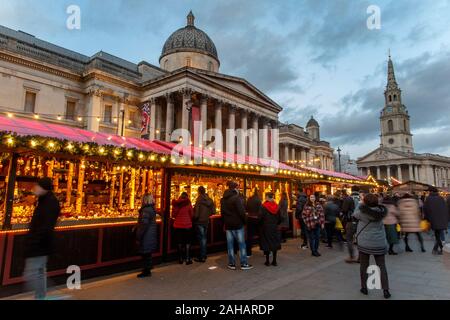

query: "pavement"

left=6, top=232, right=450, bottom=300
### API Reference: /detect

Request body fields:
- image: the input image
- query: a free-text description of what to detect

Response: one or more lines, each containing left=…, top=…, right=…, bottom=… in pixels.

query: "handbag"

left=420, top=220, right=431, bottom=232
left=335, top=217, right=343, bottom=230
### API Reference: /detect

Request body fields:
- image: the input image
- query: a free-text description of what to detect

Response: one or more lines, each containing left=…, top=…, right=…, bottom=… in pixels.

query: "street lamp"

left=337, top=147, right=342, bottom=172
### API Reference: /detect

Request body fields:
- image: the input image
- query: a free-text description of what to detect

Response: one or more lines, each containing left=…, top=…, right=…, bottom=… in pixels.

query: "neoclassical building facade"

left=0, top=12, right=334, bottom=170
left=357, top=55, right=450, bottom=189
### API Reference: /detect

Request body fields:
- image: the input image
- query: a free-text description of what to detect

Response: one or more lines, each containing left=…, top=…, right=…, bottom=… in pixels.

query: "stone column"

left=387, top=166, right=391, bottom=180
left=227, top=105, right=236, bottom=154
left=165, top=94, right=174, bottom=141
left=87, top=88, right=102, bottom=132
left=397, top=165, right=403, bottom=182
left=261, top=119, right=269, bottom=158
left=376, top=166, right=381, bottom=180
left=250, top=113, right=259, bottom=158
left=291, top=146, right=296, bottom=162
left=155, top=99, right=162, bottom=140
left=117, top=96, right=127, bottom=137
left=214, top=101, right=223, bottom=151
left=181, top=89, right=191, bottom=132
left=149, top=98, right=157, bottom=140
left=284, top=144, right=289, bottom=162
left=240, top=109, right=248, bottom=157
left=200, top=95, right=208, bottom=141
left=367, top=167, right=372, bottom=176
left=408, top=164, right=414, bottom=182
left=414, top=165, right=419, bottom=182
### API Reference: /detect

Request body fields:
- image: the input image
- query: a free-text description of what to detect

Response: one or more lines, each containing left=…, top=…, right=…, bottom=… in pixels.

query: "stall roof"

left=0, top=115, right=172, bottom=154
left=302, top=166, right=363, bottom=181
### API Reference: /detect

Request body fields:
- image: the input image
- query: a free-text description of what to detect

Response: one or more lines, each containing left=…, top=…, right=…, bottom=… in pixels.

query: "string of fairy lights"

left=0, top=112, right=376, bottom=186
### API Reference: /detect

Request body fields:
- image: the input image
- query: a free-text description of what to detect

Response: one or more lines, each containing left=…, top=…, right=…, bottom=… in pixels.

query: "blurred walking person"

left=278, top=192, right=290, bottom=243
left=295, top=191, right=308, bottom=249
left=259, top=193, right=282, bottom=266
left=424, top=187, right=449, bottom=255
left=398, top=193, right=425, bottom=252
left=172, top=192, right=194, bottom=265
left=135, top=194, right=158, bottom=278
left=221, top=181, right=253, bottom=270
left=23, top=178, right=60, bottom=300
left=245, top=189, right=262, bottom=257
left=382, top=196, right=400, bottom=255
left=193, top=186, right=215, bottom=263
left=324, top=195, right=344, bottom=248
left=341, top=190, right=357, bottom=263
left=302, top=195, right=325, bottom=257
left=354, top=193, right=391, bottom=299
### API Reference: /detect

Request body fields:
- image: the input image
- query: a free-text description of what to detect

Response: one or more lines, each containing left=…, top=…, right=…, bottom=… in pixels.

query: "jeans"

left=434, top=229, right=446, bottom=251
left=307, top=225, right=321, bottom=254
left=196, top=225, right=208, bottom=259
left=24, top=256, right=48, bottom=300
left=226, top=227, right=248, bottom=266
left=142, top=253, right=152, bottom=272
left=345, top=222, right=357, bottom=258
left=298, top=218, right=308, bottom=246
left=360, top=253, right=389, bottom=290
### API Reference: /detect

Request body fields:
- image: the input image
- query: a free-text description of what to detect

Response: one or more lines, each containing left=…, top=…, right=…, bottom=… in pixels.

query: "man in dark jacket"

left=193, top=186, right=215, bottom=262
left=221, top=181, right=253, bottom=270
left=245, top=189, right=262, bottom=257
left=424, top=188, right=449, bottom=255
left=295, top=191, right=308, bottom=249
left=24, top=177, right=60, bottom=299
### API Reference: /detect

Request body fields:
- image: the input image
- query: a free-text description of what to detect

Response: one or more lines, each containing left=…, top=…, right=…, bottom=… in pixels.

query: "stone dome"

left=160, top=11, right=219, bottom=63
left=306, top=116, right=319, bottom=128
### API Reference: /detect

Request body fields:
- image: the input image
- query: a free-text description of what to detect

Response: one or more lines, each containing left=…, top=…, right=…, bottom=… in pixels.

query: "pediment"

left=357, top=147, right=408, bottom=163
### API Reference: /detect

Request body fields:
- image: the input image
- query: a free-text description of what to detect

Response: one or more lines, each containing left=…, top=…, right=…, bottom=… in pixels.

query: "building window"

left=406, top=138, right=409, bottom=144
left=394, top=95, right=397, bottom=101
left=164, top=59, right=169, bottom=69
left=208, top=61, right=213, bottom=71
left=128, top=110, right=139, bottom=128
left=389, top=138, right=394, bottom=144
left=24, top=91, right=36, bottom=113
left=65, top=101, right=76, bottom=121
left=186, top=57, right=191, bottom=67
left=403, top=119, right=407, bottom=131
left=103, top=105, right=113, bottom=123
left=388, top=120, right=394, bottom=132
left=388, top=95, right=392, bottom=102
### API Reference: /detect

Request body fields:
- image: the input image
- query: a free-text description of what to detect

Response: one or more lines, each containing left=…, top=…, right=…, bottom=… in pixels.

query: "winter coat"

left=246, top=195, right=262, bottom=223
left=398, top=198, right=422, bottom=232
left=136, top=204, right=158, bottom=254
left=324, top=201, right=340, bottom=223
left=295, top=193, right=307, bottom=219
left=354, top=204, right=388, bottom=255
left=341, top=195, right=355, bottom=223
left=259, top=200, right=282, bottom=252
left=221, top=189, right=246, bottom=230
left=447, top=195, right=450, bottom=217
left=172, top=198, right=193, bottom=229
left=25, top=191, right=61, bottom=258
left=193, top=194, right=215, bottom=226
left=302, top=204, right=325, bottom=230
left=278, top=198, right=289, bottom=230
left=424, top=192, right=449, bottom=230
left=382, top=202, right=398, bottom=226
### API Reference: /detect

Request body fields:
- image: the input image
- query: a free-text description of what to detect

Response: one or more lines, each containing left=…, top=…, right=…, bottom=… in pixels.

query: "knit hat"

left=37, top=177, right=53, bottom=191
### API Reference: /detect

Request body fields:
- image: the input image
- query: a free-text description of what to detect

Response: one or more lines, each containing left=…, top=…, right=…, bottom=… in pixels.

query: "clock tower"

left=380, top=54, right=414, bottom=153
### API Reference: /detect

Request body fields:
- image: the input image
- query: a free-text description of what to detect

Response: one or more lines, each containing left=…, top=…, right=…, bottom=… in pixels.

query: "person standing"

left=354, top=193, right=391, bottom=299
left=193, top=186, right=215, bottom=263
left=278, top=192, right=289, bottom=243
left=341, top=190, right=357, bottom=263
left=23, top=177, right=61, bottom=300
left=424, top=187, right=449, bottom=255
left=295, top=191, right=308, bottom=249
left=172, top=192, right=194, bottom=265
left=324, top=195, right=343, bottom=248
left=221, top=181, right=253, bottom=270
left=245, top=189, right=262, bottom=257
left=302, top=194, right=325, bottom=257
left=398, top=193, right=426, bottom=253
left=135, top=194, right=158, bottom=278
left=382, top=196, right=400, bottom=255
left=259, top=193, right=282, bottom=266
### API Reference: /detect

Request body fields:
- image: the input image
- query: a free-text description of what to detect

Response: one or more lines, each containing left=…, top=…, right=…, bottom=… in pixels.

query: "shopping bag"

left=335, top=217, right=343, bottom=230
left=420, top=220, right=431, bottom=232
left=396, top=224, right=401, bottom=233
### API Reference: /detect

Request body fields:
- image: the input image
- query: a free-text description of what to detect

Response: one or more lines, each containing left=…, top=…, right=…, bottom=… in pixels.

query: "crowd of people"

left=23, top=177, right=450, bottom=299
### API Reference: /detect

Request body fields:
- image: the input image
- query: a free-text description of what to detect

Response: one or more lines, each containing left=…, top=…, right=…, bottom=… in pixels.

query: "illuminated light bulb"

left=150, top=155, right=156, bottom=161
left=77, top=117, right=83, bottom=122
left=113, top=118, right=118, bottom=123
left=128, top=120, right=132, bottom=124
left=199, top=144, right=203, bottom=148
left=161, top=157, right=167, bottom=162
left=189, top=160, right=194, bottom=165
left=57, top=115, right=62, bottom=120
left=34, top=114, right=40, bottom=119
left=66, top=143, right=73, bottom=150
left=96, top=117, right=100, bottom=122
left=180, top=159, right=185, bottom=165
left=171, top=158, right=176, bottom=164
left=244, top=165, right=249, bottom=170
left=6, top=137, right=14, bottom=145
left=30, top=140, right=37, bottom=147
left=139, top=153, right=144, bottom=159
left=84, top=145, right=89, bottom=151
left=211, top=160, right=215, bottom=165
left=99, top=148, right=105, bottom=154
left=203, top=159, right=208, bottom=164
left=7, top=112, right=13, bottom=118
left=127, top=151, right=133, bottom=157
left=156, top=129, right=160, bottom=134
left=48, top=142, right=55, bottom=148
left=114, top=149, right=120, bottom=155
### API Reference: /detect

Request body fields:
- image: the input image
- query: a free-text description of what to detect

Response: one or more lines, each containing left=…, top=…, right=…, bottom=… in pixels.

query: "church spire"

left=187, top=10, right=195, bottom=26
left=386, top=52, right=399, bottom=91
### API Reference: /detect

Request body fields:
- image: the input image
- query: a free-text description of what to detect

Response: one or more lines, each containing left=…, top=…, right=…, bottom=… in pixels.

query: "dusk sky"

left=1, top=0, right=449, bottom=159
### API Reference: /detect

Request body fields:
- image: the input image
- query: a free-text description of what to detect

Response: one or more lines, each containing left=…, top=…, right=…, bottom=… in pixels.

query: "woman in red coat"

left=172, top=192, right=194, bottom=264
